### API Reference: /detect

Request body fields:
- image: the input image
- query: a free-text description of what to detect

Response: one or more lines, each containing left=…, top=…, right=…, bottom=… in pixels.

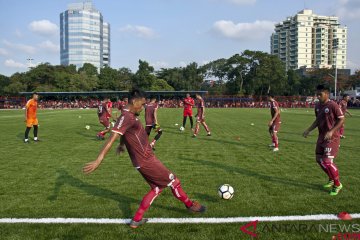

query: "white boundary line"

left=1, top=214, right=360, bottom=224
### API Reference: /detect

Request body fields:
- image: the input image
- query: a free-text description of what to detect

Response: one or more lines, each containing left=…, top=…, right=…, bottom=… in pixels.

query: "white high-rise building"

left=60, top=1, right=110, bottom=69
left=271, top=9, right=347, bottom=70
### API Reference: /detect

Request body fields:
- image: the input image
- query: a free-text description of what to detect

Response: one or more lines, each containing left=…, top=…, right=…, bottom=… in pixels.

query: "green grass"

left=0, top=108, right=359, bottom=239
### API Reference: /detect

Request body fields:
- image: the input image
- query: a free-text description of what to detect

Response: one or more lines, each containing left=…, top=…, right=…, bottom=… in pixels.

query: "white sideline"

left=1, top=214, right=360, bottom=224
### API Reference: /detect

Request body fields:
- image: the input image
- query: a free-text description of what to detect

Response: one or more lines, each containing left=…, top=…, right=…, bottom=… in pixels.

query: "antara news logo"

left=240, top=220, right=360, bottom=239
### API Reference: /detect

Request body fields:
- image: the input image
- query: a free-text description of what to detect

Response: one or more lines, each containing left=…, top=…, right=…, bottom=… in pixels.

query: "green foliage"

left=0, top=53, right=358, bottom=95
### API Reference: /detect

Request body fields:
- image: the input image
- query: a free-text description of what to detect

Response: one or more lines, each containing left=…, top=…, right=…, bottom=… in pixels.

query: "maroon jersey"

left=97, top=102, right=108, bottom=118
left=315, top=100, right=344, bottom=138
left=339, top=100, right=347, bottom=114
left=145, top=102, right=158, bottom=126
left=270, top=100, right=280, bottom=122
left=184, top=97, right=194, bottom=111
left=112, top=110, right=154, bottom=168
left=196, top=98, right=205, bottom=118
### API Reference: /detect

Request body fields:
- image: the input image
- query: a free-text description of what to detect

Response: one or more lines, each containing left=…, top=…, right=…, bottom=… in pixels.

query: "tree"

left=78, top=63, right=98, bottom=77
left=132, top=60, right=157, bottom=90
left=150, top=79, right=174, bottom=91
left=0, top=74, right=10, bottom=95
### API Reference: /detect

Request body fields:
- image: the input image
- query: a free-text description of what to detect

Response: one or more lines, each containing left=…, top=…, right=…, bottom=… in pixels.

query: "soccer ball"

left=85, top=125, right=90, bottom=130
left=218, top=184, right=234, bottom=200
left=179, top=126, right=185, bottom=131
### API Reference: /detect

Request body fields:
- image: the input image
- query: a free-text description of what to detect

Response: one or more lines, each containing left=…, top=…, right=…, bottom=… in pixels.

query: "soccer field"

left=0, top=108, right=359, bottom=240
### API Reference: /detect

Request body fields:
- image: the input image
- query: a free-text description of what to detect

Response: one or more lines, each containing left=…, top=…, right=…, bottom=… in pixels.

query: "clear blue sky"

left=0, top=0, right=359, bottom=76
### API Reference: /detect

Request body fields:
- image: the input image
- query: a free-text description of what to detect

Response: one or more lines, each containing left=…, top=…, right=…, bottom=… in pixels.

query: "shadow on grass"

left=180, top=157, right=325, bottom=192
left=48, top=170, right=186, bottom=217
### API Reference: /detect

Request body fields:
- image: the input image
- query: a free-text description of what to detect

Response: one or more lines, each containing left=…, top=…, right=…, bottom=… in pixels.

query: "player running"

left=24, top=92, right=39, bottom=143
left=83, top=89, right=206, bottom=228
left=96, top=98, right=112, bottom=140
left=182, top=93, right=194, bottom=130
left=339, top=94, right=352, bottom=139
left=145, top=97, right=162, bottom=150
left=268, top=94, right=281, bottom=152
left=303, top=85, right=345, bottom=196
left=193, top=93, right=211, bottom=137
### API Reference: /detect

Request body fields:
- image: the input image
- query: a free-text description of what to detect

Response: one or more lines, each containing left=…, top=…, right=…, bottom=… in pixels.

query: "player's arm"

left=303, top=119, right=318, bottom=138
left=83, top=132, right=120, bottom=174
left=346, top=110, right=352, bottom=117
left=324, top=117, right=345, bottom=140
left=269, top=106, right=280, bottom=126
left=116, top=135, right=126, bottom=155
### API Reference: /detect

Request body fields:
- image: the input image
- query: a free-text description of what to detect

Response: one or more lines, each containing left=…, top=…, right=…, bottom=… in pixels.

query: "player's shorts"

left=316, top=137, right=340, bottom=159
left=269, top=121, right=281, bottom=133
left=196, top=114, right=205, bottom=122
left=99, top=116, right=110, bottom=128
left=137, top=157, right=176, bottom=189
left=26, top=118, right=38, bottom=127
left=183, top=109, right=193, bottom=117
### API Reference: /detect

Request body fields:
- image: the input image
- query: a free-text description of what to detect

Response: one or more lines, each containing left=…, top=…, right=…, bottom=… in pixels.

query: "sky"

left=0, top=0, right=359, bottom=77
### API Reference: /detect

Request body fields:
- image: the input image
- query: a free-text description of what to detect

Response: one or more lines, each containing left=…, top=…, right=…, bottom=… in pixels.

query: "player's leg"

left=189, top=116, right=194, bottom=129
left=268, top=127, right=275, bottom=147
left=272, top=123, right=280, bottom=151
left=33, top=125, right=39, bottom=141
left=339, top=124, right=345, bottom=138
left=145, top=126, right=152, bottom=136
left=150, top=128, right=162, bottom=149
left=131, top=186, right=163, bottom=228
left=169, top=178, right=206, bottom=213
left=24, top=126, right=31, bottom=143
left=316, top=155, right=332, bottom=187
left=201, top=120, right=211, bottom=136
left=193, top=118, right=200, bottom=137
left=323, top=140, right=342, bottom=195
left=182, top=116, right=187, bottom=128
left=97, top=118, right=110, bottom=139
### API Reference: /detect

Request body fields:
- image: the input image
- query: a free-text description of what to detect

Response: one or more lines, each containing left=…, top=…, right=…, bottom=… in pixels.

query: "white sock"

left=25, top=139, right=29, bottom=142
left=34, top=137, right=38, bottom=140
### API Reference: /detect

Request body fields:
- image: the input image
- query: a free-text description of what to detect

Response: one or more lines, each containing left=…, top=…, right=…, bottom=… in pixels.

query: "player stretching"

left=145, top=97, right=162, bottom=150
left=96, top=98, right=112, bottom=140
left=339, top=94, right=352, bottom=139
left=24, top=92, right=39, bottom=143
left=303, top=85, right=345, bottom=196
left=193, top=93, right=211, bottom=137
left=182, top=93, right=194, bottom=130
left=268, top=94, right=281, bottom=152
left=83, top=90, right=206, bottom=228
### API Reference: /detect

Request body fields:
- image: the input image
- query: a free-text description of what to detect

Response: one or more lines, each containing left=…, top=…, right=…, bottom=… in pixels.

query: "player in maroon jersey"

left=182, top=93, right=194, bottom=130
left=193, top=93, right=211, bottom=137
left=83, top=90, right=206, bottom=228
left=268, top=94, right=281, bottom=152
left=338, top=94, right=352, bottom=139
left=96, top=98, right=112, bottom=140
left=303, top=85, right=345, bottom=196
left=145, top=97, right=163, bottom=150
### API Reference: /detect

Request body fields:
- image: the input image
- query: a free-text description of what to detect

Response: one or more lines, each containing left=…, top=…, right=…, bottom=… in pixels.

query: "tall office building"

left=271, top=9, right=347, bottom=70
left=60, top=1, right=110, bottom=69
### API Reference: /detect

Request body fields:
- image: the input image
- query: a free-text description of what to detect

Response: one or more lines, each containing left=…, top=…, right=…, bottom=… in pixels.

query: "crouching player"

left=83, top=89, right=206, bottom=228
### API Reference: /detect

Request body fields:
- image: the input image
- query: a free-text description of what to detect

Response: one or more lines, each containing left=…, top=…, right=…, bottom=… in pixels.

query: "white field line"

left=1, top=214, right=360, bottom=224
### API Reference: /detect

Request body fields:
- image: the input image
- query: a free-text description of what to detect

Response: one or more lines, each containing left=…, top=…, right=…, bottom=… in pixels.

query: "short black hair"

left=316, top=84, right=330, bottom=92
left=267, top=93, right=275, bottom=98
left=33, top=92, right=38, bottom=95
left=343, top=93, right=349, bottom=98
left=129, top=89, right=146, bottom=101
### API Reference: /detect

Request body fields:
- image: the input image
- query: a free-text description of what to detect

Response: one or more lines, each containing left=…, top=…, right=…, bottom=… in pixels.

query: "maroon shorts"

left=99, top=116, right=110, bottom=128
left=316, top=137, right=340, bottom=159
left=183, top=110, right=193, bottom=117
left=269, top=121, right=281, bottom=133
left=196, top=114, right=205, bottom=122
left=138, top=157, right=176, bottom=189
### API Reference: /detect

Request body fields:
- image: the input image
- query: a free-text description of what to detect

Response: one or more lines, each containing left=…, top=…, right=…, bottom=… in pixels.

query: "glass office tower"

left=60, top=1, right=110, bottom=69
